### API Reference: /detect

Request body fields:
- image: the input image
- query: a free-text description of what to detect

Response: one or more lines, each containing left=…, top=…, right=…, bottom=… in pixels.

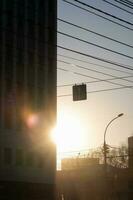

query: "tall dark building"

left=0, top=0, right=57, bottom=199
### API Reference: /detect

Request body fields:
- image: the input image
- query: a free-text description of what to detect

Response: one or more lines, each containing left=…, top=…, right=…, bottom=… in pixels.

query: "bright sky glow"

left=51, top=108, right=91, bottom=153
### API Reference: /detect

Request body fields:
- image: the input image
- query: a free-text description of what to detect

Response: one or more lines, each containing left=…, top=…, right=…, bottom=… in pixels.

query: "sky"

left=56, top=0, right=133, bottom=156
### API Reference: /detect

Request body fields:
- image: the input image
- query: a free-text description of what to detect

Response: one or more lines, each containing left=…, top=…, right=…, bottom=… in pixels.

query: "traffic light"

left=72, top=84, right=87, bottom=101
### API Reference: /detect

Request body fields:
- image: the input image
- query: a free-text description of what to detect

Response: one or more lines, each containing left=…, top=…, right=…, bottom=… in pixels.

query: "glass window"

left=38, top=0, right=45, bottom=25
left=38, top=25, right=45, bottom=43
left=4, top=147, right=12, bottom=165
left=37, top=42, right=45, bottom=57
left=37, top=64, right=45, bottom=87
left=4, top=84, right=15, bottom=129
left=26, top=152, right=34, bottom=167
left=27, top=8, right=35, bottom=22
left=27, top=86, right=36, bottom=111
left=36, top=87, right=44, bottom=110
left=16, top=149, right=24, bottom=166
left=5, top=0, right=14, bottom=12
left=16, top=36, right=25, bottom=50
left=5, top=12, right=14, bottom=31
left=5, top=30, right=14, bottom=47
left=16, top=19, right=25, bottom=37
left=5, top=47, right=14, bottom=82
left=27, top=53, right=35, bottom=86
left=27, top=38, right=35, bottom=52
left=0, top=86, right=2, bottom=128
left=27, top=23, right=35, bottom=38
left=0, top=0, right=3, bottom=13
left=16, top=2, right=25, bottom=20
left=38, top=156, right=44, bottom=168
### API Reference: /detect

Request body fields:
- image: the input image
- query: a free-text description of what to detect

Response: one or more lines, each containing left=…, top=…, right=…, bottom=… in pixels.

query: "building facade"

left=0, top=0, right=57, bottom=199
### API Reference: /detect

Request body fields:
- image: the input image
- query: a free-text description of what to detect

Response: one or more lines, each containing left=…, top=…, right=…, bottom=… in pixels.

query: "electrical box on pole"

left=72, top=84, right=87, bottom=101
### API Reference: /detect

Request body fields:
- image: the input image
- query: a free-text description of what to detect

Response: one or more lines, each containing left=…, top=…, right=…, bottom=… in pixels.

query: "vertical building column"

left=34, top=1, right=39, bottom=112
left=1, top=0, right=6, bottom=129
left=24, top=0, right=28, bottom=115
left=12, top=2, right=17, bottom=129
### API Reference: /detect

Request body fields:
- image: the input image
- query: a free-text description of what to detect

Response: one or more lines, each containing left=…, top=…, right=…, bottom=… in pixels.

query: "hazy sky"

left=56, top=0, right=133, bottom=153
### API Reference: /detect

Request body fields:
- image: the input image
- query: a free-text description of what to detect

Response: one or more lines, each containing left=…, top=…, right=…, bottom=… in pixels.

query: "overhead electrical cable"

left=113, top=0, right=133, bottom=9
left=58, top=66, right=131, bottom=88
left=121, top=0, right=133, bottom=6
left=57, top=85, right=133, bottom=97
left=102, top=0, right=133, bottom=15
left=58, top=45, right=133, bottom=71
left=58, top=31, right=133, bottom=60
left=116, top=0, right=133, bottom=7
left=57, top=74, right=133, bottom=88
left=58, top=18, right=133, bottom=48
left=58, top=60, right=133, bottom=86
left=58, top=54, right=133, bottom=75
left=61, top=0, right=133, bottom=31
left=70, top=0, right=133, bottom=26
left=57, top=71, right=133, bottom=88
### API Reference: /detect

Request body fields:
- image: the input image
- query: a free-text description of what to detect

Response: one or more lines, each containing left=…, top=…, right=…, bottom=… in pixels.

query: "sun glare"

left=51, top=110, right=87, bottom=153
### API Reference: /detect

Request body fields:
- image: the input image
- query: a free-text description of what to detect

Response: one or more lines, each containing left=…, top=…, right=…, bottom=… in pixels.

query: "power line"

left=58, top=54, right=133, bottom=75
left=58, top=59, right=133, bottom=84
left=102, top=0, right=133, bottom=15
left=118, top=0, right=133, bottom=7
left=58, top=18, right=133, bottom=48
left=61, top=0, right=133, bottom=31
left=58, top=30, right=133, bottom=60
left=58, top=66, right=131, bottom=88
left=57, top=85, right=133, bottom=98
left=57, top=74, right=133, bottom=88
left=58, top=45, right=133, bottom=71
left=113, top=0, right=133, bottom=9
left=71, top=0, right=133, bottom=26
left=120, top=0, right=133, bottom=7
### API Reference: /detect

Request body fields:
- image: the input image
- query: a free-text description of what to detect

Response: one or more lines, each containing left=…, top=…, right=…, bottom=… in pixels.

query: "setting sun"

left=51, top=109, right=88, bottom=153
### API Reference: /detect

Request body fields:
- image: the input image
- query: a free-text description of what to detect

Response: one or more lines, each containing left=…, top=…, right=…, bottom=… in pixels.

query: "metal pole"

left=103, top=113, right=124, bottom=166
left=103, top=113, right=123, bottom=199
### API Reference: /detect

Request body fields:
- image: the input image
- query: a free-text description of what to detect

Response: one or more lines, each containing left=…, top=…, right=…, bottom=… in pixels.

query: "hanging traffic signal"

left=72, top=84, right=87, bottom=101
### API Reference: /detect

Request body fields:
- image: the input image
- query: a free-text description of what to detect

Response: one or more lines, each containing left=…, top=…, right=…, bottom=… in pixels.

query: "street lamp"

left=103, top=113, right=124, bottom=166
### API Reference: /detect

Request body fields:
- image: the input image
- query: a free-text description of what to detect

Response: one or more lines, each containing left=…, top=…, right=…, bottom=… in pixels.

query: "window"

left=5, top=31, right=14, bottom=46
left=4, top=148, right=12, bottom=165
left=26, top=152, right=34, bottom=167
left=27, top=23, right=35, bottom=38
left=0, top=87, right=2, bottom=128
left=16, top=36, right=25, bottom=50
left=27, top=86, right=36, bottom=111
left=5, top=0, right=14, bottom=12
left=16, top=2, right=25, bottom=20
left=0, top=148, right=2, bottom=165
left=16, top=20, right=25, bottom=37
left=16, top=50, right=25, bottom=84
left=5, top=47, right=14, bottom=82
left=37, top=64, right=45, bottom=87
left=38, top=24, right=45, bottom=43
left=0, top=1, right=3, bottom=13
left=27, top=38, right=35, bottom=52
left=16, top=149, right=24, bottom=166
left=4, top=84, right=14, bottom=129
left=38, top=53, right=45, bottom=66
left=38, top=0, right=45, bottom=25
left=37, top=154, right=45, bottom=168
left=5, top=12, right=14, bottom=31
left=27, top=54, right=35, bottom=86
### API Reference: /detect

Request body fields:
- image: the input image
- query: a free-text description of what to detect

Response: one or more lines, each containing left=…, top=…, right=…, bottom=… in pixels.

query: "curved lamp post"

left=103, top=113, right=124, bottom=166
